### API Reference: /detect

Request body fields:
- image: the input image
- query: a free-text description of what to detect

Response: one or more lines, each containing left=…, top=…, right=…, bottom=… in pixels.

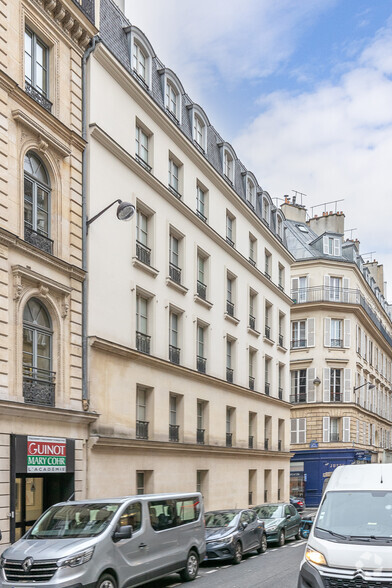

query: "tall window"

left=249, top=292, right=256, bottom=330
left=166, top=81, right=179, bottom=119
left=331, top=319, right=343, bottom=347
left=168, top=158, right=180, bottom=195
left=197, top=254, right=207, bottom=300
left=197, top=325, right=206, bottom=373
left=291, top=370, right=306, bottom=403
left=25, top=28, right=48, bottom=97
left=136, top=387, right=148, bottom=440
left=196, top=186, right=206, bottom=221
left=246, top=178, right=255, bottom=208
left=249, top=236, right=256, bottom=265
left=226, top=407, right=233, bottom=446
left=224, top=150, right=233, bottom=182
left=136, top=472, right=145, bottom=495
left=226, top=213, right=234, bottom=246
left=226, top=340, right=233, bottom=382
left=136, top=294, right=150, bottom=354
left=132, top=41, right=146, bottom=81
left=265, top=251, right=271, bottom=278
left=262, top=198, right=270, bottom=223
left=169, top=395, right=177, bottom=425
left=169, top=312, right=180, bottom=364
left=135, top=208, right=150, bottom=265
left=135, top=125, right=149, bottom=166
left=24, top=151, right=51, bottom=252
left=330, top=368, right=342, bottom=402
left=23, top=298, right=53, bottom=384
left=329, top=276, right=341, bottom=301
left=291, top=320, right=306, bottom=348
left=226, top=276, right=235, bottom=316
left=193, top=114, right=205, bottom=149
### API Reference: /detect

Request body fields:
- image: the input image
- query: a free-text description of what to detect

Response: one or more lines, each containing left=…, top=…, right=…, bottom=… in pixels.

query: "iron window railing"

left=71, top=0, right=95, bottom=23
left=197, top=280, right=207, bottom=300
left=264, top=438, right=269, bottom=450
left=25, top=82, right=52, bottom=112
left=197, top=428, right=205, bottom=444
left=265, top=325, right=271, bottom=339
left=169, top=345, right=180, bottom=365
left=249, top=376, right=255, bottom=391
left=23, top=366, right=55, bottom=407
left=226, top=432, right=233, bottom=447
left=291, top=339, right=307, bottom=349
left=278, top=440, right=282, bottom=451
left=331, top=339, right=343, bottom=347
left=226, top=300, right=235, bottom=316
left=226, top=367, right=233, bottom=383
left=136, top=240, right=151, bottom=265
left=265, top=382, right=270, bottom=395
left=290, top=393, right=307, bottom=403
left=169, top=424, right=179, bottom=442
left=226, top=236, right=234, bottom=247
left=136, top=332, right=151, bottom=354
left=278, top=387, right=283, bottom=400
left=249, top=257, right=256, bottom=267
left=197, top=355, right=207, bottom=374
left=249, top=315, right=256, bottom=330
left=136, top=420, right=149, bottom=440
left=196, top=209, right=207, bottom=222
left=135, top=153, right=152, bottom=172
left=168, top=184, right=182, bottom=199
left=24, top=225, right=53, bottom=255
left=248, top=435, right=254, bottom=449
left=264, top=271, right=271, bottom=280
left=169, top=262, right=181, bottom=284
left=279, top=334, right=284, bottom=347
left=330, top=432, right=339, bottom=442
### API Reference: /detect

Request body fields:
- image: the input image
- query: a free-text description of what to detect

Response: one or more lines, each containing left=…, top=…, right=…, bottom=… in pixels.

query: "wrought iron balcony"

left=24, top=225, right=53, bottom=254
left=290, top=393, right=307, bottom=403
left=264, top=438, right=269, bottom=450
left=265, top=325, right=271, bottom=339
left=226, top=236, right=234, bottom=247
left=136, top=331, right=151, bottom=354
left=265, top=382, right=270, bottom=395
left=169, top=345, right=180, bottom=365
left=196, top=209, right=207, bottom=222
left=330, top=433, right=339, bottom=442
left=136, top=240, right=151, bottom=266
left=226, top=432, right=233, bottom=447
left=249, top=315, right=256, bottom=330
left=278, top=439, right=282, bottom=451
left=136, top=420, right=149, bottom=440
left=291, top=339, right=307, bottom=349
left=71, top=0, right=95, bottom=23
left=25, top=82, right=52, bottom=112
left=197, top=428, right=205, bottom=444
left=169, top=424, right=179, bottom=442
left=248, top=435, right=254, bottom=449
left=23, top=366, right=55, bottom=407
left=197, top=280, right=207, bottom=300
left=226, top=367, right=233, bottom=383
left=226, top=300, right=235, bottom=317
left=278, top=387, right=283, bottom=400
left=331, top=339, right=343, bottom=348
left=135, top=153, right=152, bottom=172
left=169, top=262, right=181, bottom=284
left=197, top=355, right=206, bottom=374
left=249, top=376, right=255, bottom=391
left=279, top=333, right=284, bottom=347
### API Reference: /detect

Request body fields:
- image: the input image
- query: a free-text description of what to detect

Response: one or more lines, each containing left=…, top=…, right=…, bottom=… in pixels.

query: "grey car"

left=253, top=503, right=301, bottom=546
left=205, top=509, right=267, bottom=564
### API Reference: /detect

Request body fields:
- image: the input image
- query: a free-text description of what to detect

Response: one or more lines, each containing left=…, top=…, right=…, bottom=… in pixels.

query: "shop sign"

left=27, top=436, right=66, bottom=472
left=309, top=440, right=318, bottom=448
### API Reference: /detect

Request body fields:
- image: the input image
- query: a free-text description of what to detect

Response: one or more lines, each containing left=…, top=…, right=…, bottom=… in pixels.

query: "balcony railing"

left=25, top=82, right=52, bottom=112
left=197, top=428, right=205, bottom=444
left=292, top=285, right=392, bottom=348
left=264, top=438, right=269, bottom=450
left=248, top=435, right=254, bottom=449
left=330, top=432, right=339, bottom=442
left=169, top=424, right=179, bottom=442
left=248, top=491, right=253, bottom=505
left=136, top=331, right=151, bottom=354
left=226, top=236, right=234, bottom=247
left=265, top=382, right=270, bottom=395
left=264, top=271, right=271, bottom=280
left=197, top=355, right=206, bottom=374
left=291, top=339, right=307, bottom=349
left=168, top=184, right=182, bottom=199
left=135, top=153, right=152, bottom=172
left=265, top=325, right=271, bottom=339
left=331, top=339, right=343, bottom=348
left=169, top=345, right=180, bottom=365
left=226, top=432, right=233, bottom=447
left=71, top=0, right=95, bottom=23
left=24, top=225, right=53, bottom=255
left=23, top=366, right=55, bottom=407
left=136, top=241, right=151, bottom=266
left=278, top=387, right=283, bottom=400
left=226, top=300, right=235, bottom=317
left=249, top=376, right=255, bottom=391
left=226, top=367, right=233, bottom=383
left=278, top=440, right=282, bottom=451
left=169, top=262, right=181, bottom=284
left=249, top=315, right=256, bottom=330
left=136, top=420, right=149, bottom=440
left=196, top=209, right=207, bottom=222
left=330, top=393, right=342, bottom=402
left=249, top=257, right=256, bottom=267
left=197, top=280, right=207, bottom=300
left=279, top=333, right=284, bottom=347
left=290, top=393, right=307, bottom=403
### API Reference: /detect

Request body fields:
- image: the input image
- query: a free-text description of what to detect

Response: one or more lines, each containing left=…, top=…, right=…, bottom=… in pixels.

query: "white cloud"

left=234, top=22, right=392, bottom=290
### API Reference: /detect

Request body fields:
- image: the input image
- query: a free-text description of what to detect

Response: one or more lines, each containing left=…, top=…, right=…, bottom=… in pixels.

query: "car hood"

left=2, top=537, right=97, bottom=561
left=205, top=527, right=236, bottom=540
left=259, top=518, right=284, bottom=529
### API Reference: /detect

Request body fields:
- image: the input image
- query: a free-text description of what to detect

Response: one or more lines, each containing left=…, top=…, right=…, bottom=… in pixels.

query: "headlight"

left=266, top=524, right=279, bottom=532
left=57, top=547, right=94, bottom=568
left=305, top=546, right=327, bottom=566
left=208, top=535, right=233, bottom=545
left=0, top=557, right=5, bottom=568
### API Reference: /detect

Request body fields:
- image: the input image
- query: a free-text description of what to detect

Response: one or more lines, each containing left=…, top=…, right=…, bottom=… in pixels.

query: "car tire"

left=257, top=533, right=268, bottom=554
left=233, top=541, right=243, bottom=564
left=180, top=550, right=199, bottom=582
left=96, top=573, right=117, bottom=588
left=277, top=529, right=285, bottom=547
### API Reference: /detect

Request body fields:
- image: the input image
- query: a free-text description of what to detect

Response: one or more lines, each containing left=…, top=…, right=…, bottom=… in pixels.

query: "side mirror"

left=286, top=514, right=291, bottom=520
left=113, top=525, right=133, bottom=542
left=241, top=521, right=248, bottom=530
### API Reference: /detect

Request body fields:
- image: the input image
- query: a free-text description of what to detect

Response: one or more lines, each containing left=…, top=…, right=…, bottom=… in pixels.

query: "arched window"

left=132, top=40, right=147, bottom=81
left=24, top=151, right=52, bottom=252
left=166, top=80, right=179, bottom=120
left=194, top=114, right=205, bottom=149
left=23, top=298, right=53, bottom=383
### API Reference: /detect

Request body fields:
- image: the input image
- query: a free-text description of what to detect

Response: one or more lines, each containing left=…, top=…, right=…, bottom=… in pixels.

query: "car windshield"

left=316, top=491, right=392, bottom=539
left=28, top=503, right=120, bottom=539
left=254, top=505, right=284, bottom=519
left=205, top=511, right=239, bottom=528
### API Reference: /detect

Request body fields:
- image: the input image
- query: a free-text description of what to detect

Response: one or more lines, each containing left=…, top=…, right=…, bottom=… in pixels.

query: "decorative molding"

left=12, top=109, right=71, bottom=157
left=0, top=398, right=98, bottom=423
left=12, top=265, right=72, bottom=298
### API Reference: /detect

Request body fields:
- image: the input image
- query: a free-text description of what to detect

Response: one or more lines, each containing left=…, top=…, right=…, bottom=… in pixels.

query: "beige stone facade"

left=0, top=0, right=96, bottom=546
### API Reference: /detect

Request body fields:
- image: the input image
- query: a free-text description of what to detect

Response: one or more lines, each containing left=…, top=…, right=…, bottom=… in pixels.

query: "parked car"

left=290, top=496, right=305, bottom=512
left=0, top=492, right=205, bottom=587
left=253, top=503, right=301, bottom=546
left=204, top=509, right=267, bottom=564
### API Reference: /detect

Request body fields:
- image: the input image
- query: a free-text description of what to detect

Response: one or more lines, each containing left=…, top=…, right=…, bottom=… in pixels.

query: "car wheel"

left=180, top=550, right=199, bottom=582
left=96, top=574, right=117, bottom=588
left=233, top=541, right=243, bottom=564
left=277, top=529, right=285, bottom=547
left=257, top=533, right=268, bottom=554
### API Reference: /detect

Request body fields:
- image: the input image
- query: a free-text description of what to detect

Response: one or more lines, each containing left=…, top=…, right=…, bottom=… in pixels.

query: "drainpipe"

left=81, top=35, right=100, bottom=411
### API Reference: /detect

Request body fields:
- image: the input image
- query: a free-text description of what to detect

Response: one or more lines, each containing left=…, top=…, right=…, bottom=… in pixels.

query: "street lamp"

left=86, top=199, right=135, bottom=229
left=353, top=382, right=375, bottom=404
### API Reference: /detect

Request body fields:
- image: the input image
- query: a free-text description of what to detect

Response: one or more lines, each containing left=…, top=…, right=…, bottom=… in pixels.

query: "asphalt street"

left=142, top=538, right=307, bottom=588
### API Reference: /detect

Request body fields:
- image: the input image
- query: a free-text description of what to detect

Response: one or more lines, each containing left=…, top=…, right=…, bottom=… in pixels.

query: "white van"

left=0, top=492, right=205, bottom=588
left=298, top=464, right=392, bottom=587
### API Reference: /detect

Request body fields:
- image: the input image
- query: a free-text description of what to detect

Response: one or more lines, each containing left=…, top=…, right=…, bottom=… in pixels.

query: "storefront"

left=290, top=448, right=372, bottom=507
left=10, top=435, right=75, bottom=542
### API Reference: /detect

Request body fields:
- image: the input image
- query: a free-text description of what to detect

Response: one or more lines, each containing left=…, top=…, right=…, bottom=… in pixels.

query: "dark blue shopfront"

left=290, top=447, right=372, bottom=507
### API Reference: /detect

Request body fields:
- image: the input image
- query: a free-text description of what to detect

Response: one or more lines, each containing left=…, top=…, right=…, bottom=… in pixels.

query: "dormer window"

left=224, top=150, right=234, bottom=183
left=125, top=27, right=155, bottom=89
left=194, top=115, right=205, bottom=149
left=166, top=81, right=179, bottom=120
left=323, top=235, right=341, bottom=256
left=246, top=177, right=256, bottom=208
left=263, top=198, right=270, bottom=224
left=133, top=41, right=147, bottom=81
left=190, top=106, right=208, bottom=153
left=277, top=215, right=283, bottom=239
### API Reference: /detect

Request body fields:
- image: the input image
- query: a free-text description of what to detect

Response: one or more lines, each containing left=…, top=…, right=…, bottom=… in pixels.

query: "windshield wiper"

left=349, top=535, right=392, bottom=543
left=316, top=527, right=348, bottom=540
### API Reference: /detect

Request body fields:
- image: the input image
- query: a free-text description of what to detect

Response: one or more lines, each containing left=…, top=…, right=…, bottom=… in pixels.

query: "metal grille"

left=136, top=332, right=151, bottom=354
left=197, top=355, right=206, bottom=374
left=4, top=560, right=58, bottom=582
left=23, top=367, right=55, bottom=407
left=24, top=225, right=53, bottom=254
left=226, top=367, right=233, bottom=383
left=25, top=83, right=52, bottom=112
left=136, top=241, right=151, bottom=265
left=136, top=420, right=149, bottom=440
left=169, top=424, right=179, bottom=442
left=197, top=428, right=205, bottom=444
left=226, top=300, right=234, bottom=316
left=169, top=263, right=181, bottom=284
left=169, top=345, right=180, bottom=364
left=197, top=280, right=207, bottom=300
left=322, top=576, right=392, bottom=588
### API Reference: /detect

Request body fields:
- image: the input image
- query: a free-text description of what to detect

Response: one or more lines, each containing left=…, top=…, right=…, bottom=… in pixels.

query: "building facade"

left=284, top=200, right=392, bottom=506
left=0, top=0, right=96, bottom=545
left=84, top=0, right=294, bottom=510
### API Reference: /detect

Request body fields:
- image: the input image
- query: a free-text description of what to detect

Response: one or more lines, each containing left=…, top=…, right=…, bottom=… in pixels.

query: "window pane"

left=36, top=209, right=48, bottom=236
left=23, top=327, right=33, bottom=355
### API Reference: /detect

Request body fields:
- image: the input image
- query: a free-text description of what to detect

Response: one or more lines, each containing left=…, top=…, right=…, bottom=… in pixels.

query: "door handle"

left=138, top=543, right=147, bottom=549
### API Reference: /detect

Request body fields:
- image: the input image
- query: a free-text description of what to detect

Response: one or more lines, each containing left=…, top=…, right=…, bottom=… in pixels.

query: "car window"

left=175, top=498, right=201, bottom=525
left=240, top=511, right=250, bottom=524
left=248, top=511, right=256, bottom=523
left=285, top=506, right=291, bottom=516
left=289, top=505, right=297, bottom=516
left=119, top=503, right=142, bottom=532
left=149, top=500, right=177, bottom=531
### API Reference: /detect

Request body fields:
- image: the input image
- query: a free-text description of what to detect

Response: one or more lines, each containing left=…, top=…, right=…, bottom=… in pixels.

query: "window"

left=197, top=401, right=206, bottom=444
left=24, top=151, right=52, bottom=254
left=226, top=212, right=235, bottom=246
left=246, top=177, right=256, bottom=208
left=121, top=502, right=142, bottom=530
left=223, top=149, right=234, bottom=183
left=166, top=81, right=179, bottom=120
left=291, top=418, right=306, bottom=444
left=226, top=274, right=236, bottom=317
left=249, top=291, right=257, bottom=330
left=330, top=319, right=342, bottom=347
left=136, top=294, right=150, bottom=354
left=291, top=318, right=315, bottom=348
left=264, top=356, right=271, bottom=395
left=278, top=264, right=284, bottom=290
left=226, top=407, right=234, bottom=446
left=135, top=208, right=151, bottom=265
left=169, top=311, right=180, bottom=364
left=169, top=233, right=181, bottom=284
left=149, top=498, right=200, bottom=531
left=197, top=253, right=207, bottom=300
left=278, top=313, right=285, bottom=347
left=291, top=370, right=307, bottom=403
left=226, top=339, right=233, bottom=383
left=169, top=395, right=179, bottom=442
left=136, top=472, right=145, bottom=495
left=197, top=324, right=207, bottom=373
left=262, top=198, right=270, bottom=224
left=136, top=387, right=148, bottom=439
left=249, top=235, right=257, bottom=265
left=323, top=235, right=341, bottom=256
left=276, top=215, right=283, bottom=239
left=330, top=368, right=342, bottom=402
left=329, top=277, right=341, bottom=301
left=133, top=41, right=147, bottom=81
left=249, top=350, right=255, bottom=390
left=135, top=124, right=150, bottom=170
left=292, top=276, right=308, bottom=303
left=168, top=157, right=180, bottom=197
left=196, top=185, right=207, bottom=221
left=265, top=251, right=271, bottom=279
left=193, top=114, right=206, bottom=151
left=265, top=302, right=272, bottom=339
left=23, top=298, right=54, bottom=404
left=249, top=413, right=256, bottom=447
left=25, top=28, right=49, bottom=102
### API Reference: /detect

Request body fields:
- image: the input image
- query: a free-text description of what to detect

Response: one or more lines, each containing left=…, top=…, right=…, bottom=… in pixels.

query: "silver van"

left=0, top=492, right=205, bottom=588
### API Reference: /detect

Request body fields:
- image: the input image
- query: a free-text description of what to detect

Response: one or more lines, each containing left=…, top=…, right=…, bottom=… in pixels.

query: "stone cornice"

left=93, top=44, right=294, bottom=265
left=0, top=227, right=85, bottom=282
left=291, top=401, right=392, bottom=426
left=12, top=109, right=71, bottom=157
left=89, top=124, right=293, bottom=306
left=89, top=336, right=291, bottom=408
left=0, top=398, right=98, bottom=423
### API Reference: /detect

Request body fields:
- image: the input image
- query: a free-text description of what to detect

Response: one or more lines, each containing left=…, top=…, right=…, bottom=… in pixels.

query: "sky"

left=124, top=0, right=392, bottom=296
